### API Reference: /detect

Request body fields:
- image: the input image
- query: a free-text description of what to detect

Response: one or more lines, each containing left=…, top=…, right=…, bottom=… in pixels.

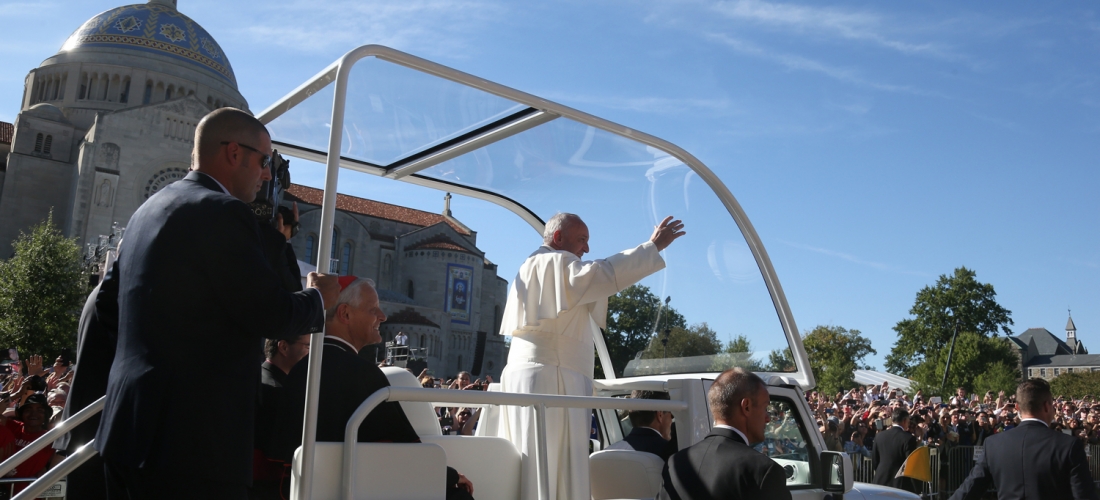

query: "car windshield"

left=265, top=54, right=800, bottom=380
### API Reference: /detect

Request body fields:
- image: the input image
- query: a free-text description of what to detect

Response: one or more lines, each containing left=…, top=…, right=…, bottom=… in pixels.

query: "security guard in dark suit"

left=950, top=378, right=1098, bottom=500
left=871, top=408, right=920, bottom=494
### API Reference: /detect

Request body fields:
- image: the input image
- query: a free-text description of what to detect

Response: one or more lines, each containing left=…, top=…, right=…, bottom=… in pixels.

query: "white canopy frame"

left=255, top=44, right=813, bottom=499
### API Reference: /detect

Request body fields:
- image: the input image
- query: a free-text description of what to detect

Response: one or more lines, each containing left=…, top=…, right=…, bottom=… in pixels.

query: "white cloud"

left=538, top=91, right=734, bottom=114
left=709, top=0, right=948, bottom=57
left=704, top=33, right=926, bottom=94
left=783, top=240, right=928, bottom=277
left=237, top=0, right=504, bottom=57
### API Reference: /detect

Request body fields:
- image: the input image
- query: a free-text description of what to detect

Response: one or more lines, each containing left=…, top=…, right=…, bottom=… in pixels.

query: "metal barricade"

left=852, top=446, right=940, bottom=499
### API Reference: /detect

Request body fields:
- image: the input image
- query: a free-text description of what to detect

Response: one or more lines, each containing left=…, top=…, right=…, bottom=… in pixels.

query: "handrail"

left=340, top=386, right=688, bottom=500
left=0, top=396, right=105, bottom=478
left=11, top=439, right=98, bottom=500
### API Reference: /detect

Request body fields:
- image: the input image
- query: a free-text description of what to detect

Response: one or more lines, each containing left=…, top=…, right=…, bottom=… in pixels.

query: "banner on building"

left=445, top=264, right=473, bottom=324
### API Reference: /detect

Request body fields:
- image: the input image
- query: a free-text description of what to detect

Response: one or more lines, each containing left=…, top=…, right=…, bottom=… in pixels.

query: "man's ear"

left=277, top=339, right=290, bottom=356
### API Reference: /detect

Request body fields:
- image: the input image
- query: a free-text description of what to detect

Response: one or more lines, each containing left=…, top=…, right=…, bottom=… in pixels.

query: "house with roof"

left=286, top=185, right=509, bottom=380
left=1009, top=315, right=1095, bottom=380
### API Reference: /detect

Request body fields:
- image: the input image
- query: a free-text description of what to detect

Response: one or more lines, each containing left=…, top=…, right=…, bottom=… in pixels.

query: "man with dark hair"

left=94, top=107, right=341, bottom=500
left=872, top=407, right=920, bottom=494
left=950, top=378, right=1097, bottom=500
left=251, top=336, right=310, bottom=499
left=656, top=368, right=791, bottom=500
left=607, top=390, right=674, bottom=460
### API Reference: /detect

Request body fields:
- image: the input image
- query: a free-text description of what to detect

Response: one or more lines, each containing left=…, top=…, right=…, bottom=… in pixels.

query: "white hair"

left=325, top=277, right=376, bottom=321
left=542, top=213, right=582, bottom=245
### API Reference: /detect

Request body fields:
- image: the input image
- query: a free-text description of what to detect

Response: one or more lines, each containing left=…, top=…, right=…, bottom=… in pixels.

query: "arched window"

left=58, top=75, right=66, bottom=100
left=49, top=77, right=59, bottom=101
left=165, top=84, right=174, bottom=102
left=305, top=234, right=316, bottom=265
left=43, top=135, right=53, bottom=156
left=99, top=75, right=110, bottom=101
left=119, top=77, right=131, bottom=103
left=328, top=229, right=340, bottom=272
left=340, top=242, right=352, bottom=275
left=457, top=355, right=463, bottom=372
left=143, top=81, right=153, bottom=104
left=34, top=134, right=43, bottom=153
left=406, top=280, right=414, bottom=299
left=79, top=73, right=89, bottom=100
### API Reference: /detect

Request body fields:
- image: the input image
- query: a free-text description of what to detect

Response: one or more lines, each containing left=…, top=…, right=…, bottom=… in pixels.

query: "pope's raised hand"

left=307, top=272, right=341, bottom=310
left=650, top=216, right=686, bottom=251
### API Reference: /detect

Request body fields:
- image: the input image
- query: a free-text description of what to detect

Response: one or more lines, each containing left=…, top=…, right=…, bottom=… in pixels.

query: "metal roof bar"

left=384, top=110, right=558, bottom=180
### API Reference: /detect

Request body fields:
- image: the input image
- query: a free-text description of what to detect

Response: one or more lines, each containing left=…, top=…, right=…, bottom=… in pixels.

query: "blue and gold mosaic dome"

left=60, top=3, right=236, bottom=87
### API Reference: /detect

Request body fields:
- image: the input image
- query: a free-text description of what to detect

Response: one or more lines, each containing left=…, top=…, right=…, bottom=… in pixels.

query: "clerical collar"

left=324, top=335, right=358, bottom=354
left=713, top=424, right=750, bottom=445
left=193, top=171, right=230, bottom=195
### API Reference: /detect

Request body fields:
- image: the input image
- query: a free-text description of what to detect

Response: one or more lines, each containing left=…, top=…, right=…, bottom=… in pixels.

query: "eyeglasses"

left=221, top=141, right=271, bottom=169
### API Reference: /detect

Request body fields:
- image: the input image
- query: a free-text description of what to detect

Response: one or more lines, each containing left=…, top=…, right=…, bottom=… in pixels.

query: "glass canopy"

left=263, top=49, right=806, bottom=382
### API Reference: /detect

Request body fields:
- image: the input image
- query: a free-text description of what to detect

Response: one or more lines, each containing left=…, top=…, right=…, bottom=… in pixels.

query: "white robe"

left=497, top=241, right=665, bottom=500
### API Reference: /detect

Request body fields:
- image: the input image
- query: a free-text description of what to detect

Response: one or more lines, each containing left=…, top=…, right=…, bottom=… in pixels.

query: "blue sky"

left=2, top=0, right=1097, bottom=370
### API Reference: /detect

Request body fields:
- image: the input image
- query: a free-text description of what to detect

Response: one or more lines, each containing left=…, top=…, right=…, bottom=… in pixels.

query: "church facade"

left=0, top=0, right=508, bottom=380
left=1010, top=315, right=1096, bottom=381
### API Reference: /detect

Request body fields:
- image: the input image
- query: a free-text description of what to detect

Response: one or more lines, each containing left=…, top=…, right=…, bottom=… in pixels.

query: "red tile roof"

left=384, top=308, right=441, bottom=328
left=405, top=233, right=477, bottom=254
left=285, top=184, right=471, bottom=236
left=0, top=122, right=13, bottom=144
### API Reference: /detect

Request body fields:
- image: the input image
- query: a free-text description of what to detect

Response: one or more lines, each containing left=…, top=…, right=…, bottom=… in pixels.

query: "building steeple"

left=1067, top=310, right=1080, bottom=353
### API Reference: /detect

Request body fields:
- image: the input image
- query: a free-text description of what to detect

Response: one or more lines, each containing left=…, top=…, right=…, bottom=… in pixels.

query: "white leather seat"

left=589, top=449, right=665, bottom=500
left=290, top=442, right=446, bottom=500
left=382, top=366, right=442, bottom=436
left=383, top=369, right=523, bottom=499
left=421, top=435, right=522, bottom=500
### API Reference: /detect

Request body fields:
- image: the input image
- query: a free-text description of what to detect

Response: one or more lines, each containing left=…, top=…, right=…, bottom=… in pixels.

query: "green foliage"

left=1050, top=371, right=1100, bottom=400
left=886, top=267, right=1013, bottom=377
left=706, top=334, right=765, bottom=371
left=765, top=348, right=796, bottom=373
left=600, top=285, right=686, bottom=378
left=725, top=334, right=752, bottom=354
left=0, top=212, right=87, bottom=359
left=802, top=325, right=877, bottom=395
left=907, top=331, right=1019, bottom=394
left=639, top=322, right=722, bottom=360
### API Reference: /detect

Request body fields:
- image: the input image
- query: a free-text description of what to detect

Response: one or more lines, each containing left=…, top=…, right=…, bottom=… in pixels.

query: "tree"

left=765, top=348, right=795, bottom=373
left=0, top=212, right=87, bottom=359
left=600, top=285, right=686, bottom=377
left=886, top=267, right=1013, bottom=379
left=906, top=331, right=1019, bottom=395
left=802, top=325, right=876, bottom=395
left=707, top=334, right=764, bottom=372
left=1051, top=371, right=1100, bottom=400
left=639, top=322, right=722, bottom=360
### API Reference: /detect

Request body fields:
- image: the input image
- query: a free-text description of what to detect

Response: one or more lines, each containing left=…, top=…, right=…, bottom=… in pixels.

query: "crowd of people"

left=807, top=382, right=1100, bottom=454
left=0, top=353, right=75, bottom=494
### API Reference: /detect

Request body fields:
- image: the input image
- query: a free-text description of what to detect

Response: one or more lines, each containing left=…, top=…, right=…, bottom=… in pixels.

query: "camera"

left=248, top=150, right=292, bottom=230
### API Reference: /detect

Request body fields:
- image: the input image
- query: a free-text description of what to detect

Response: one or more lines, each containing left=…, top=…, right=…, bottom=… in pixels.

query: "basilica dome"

left=59, top=1, right=235, bottom=86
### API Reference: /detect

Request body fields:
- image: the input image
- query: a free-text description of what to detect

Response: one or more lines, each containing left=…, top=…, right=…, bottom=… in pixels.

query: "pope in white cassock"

left=497, top=213, right=686, bottom=500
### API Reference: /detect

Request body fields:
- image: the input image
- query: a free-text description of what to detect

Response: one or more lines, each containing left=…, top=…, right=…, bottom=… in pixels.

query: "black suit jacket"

left=271, top=339, right=469, bottom=495
left=657, top=427, right=792, bottom=500
left=269, top=339, right=420, bottom=461
left=871, top=426, right=920, bottom=493
left=621, top=427, right=673, bottom=461
left=94, top=171, right=324, bottom=486
left=950, top=420, right=1098, bottom=500
left=63, top=271, right=118, bottom=453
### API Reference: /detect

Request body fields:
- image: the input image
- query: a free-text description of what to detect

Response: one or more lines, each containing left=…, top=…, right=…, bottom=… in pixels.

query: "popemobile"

left=2, top=4, right=925, bottom=497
